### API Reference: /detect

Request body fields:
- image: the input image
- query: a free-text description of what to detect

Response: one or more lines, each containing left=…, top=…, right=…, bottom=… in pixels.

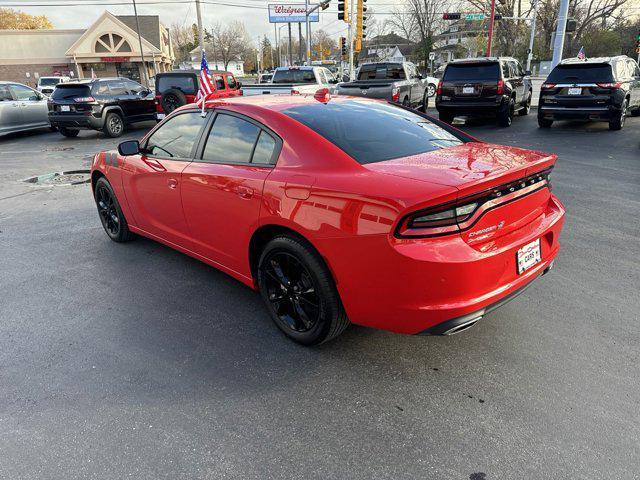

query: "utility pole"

left=274, top=24, right=278, bottom=68
left=298, top=22, right=303, bottom=64
left=132, top=0, right=149, bottom=88
left=526, top=0, right=539, bottom=73
left=195, top=0, right=205, bottom=56
left=486, top=0, right=496, bottom=56
left=348, top=0, right=355, bottom=79
left=288, top=22, right=293, bottom=66
left=551, top=0, right=570, bottom=67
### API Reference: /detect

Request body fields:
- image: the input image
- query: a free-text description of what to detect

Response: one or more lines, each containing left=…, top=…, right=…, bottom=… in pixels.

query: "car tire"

left=519, top=91, right=532, bottom=116
left=421, top=92, right=429, bottom=112
left=439, top=112, right=454, bottom=124
left=160, top=88, right=187, bottom=114
left=257, top=235, right=349, bottom=345
left=630, top=107, right=640, bottom=117
left=427, top=83, right=436, bottom=97
left=498, top=98, right=515, bottom=127
left=402, top=96, right=410, bottom=107
left=609, top=99, right=628, bottom=130
left=59, top=127, right=79, bottom=137
left=94, top=177, right=134, bottom=243
left=538, top=116, right=553, bottom=128
left=103, top=112, right=124, bottom=138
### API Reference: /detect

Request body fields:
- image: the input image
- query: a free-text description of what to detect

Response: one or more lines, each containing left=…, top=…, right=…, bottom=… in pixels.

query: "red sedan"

left=90, top=94, right=565, bottom=345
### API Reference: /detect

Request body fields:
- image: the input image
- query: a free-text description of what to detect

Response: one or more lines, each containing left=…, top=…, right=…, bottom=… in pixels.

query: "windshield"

left=51, top=84, right=91, bottom=100
left=281, top=100, right=464, bottom=164
left=358, top=64, right=406, bottom=80
left=444, top=63, right=500, bottom=81
left=272, top=69, right=316, bottom=84
left=546, top=64, right=613, bottom=83
left=39, top=78, right=62, bottom=86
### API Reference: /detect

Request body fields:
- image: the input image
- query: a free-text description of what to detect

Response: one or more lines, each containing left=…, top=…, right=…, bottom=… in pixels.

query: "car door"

left=627, top=59, right=640, bottom=108
left=507, top=61, right=523, bottom=103
left=120, top=110, right=209, bottom=247
left=0, top=84, right=22, bottom=134
left=8, top=83, right=48, bottom=128
left=181, top=110, right=280, bottom=273
left=214, top=75, right=227, bottom=98
left=108, top=79, right=135, bottom=118
left=124, top=79, right=155, bottom=118
left=225, top=74, right=241, bottom=97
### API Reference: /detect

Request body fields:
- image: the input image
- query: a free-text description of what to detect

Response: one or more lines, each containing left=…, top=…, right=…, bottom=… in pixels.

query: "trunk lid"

left=440, top=62, right=501, bottom=102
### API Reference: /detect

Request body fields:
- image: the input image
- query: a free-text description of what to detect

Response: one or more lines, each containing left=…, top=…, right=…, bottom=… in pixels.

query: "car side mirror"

left=117, top=140, right=140, bottom=156
left=236, top=81, right=242, bottom=89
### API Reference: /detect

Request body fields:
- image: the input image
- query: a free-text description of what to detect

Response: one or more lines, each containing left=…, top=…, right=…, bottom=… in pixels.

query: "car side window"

left=515, top=61, right=524, bottom=76
left=94, top=81, right=110, bottom=95
left=125, top=79, right=144, bottom=94
left=145, top=111, right=207, bottom=159
left=627, top=59, right=639, bottom=78
left=108, top=80, right=128, bottom=95
left=201, top=113, right=261, bottom=164
left=226, top=75, right=238, bottom=90
left=0, top=85, right=14, bottom=101
left=252, top=131, right=277, bottom=165
left=10, top=84, right=39, bottom=101
left=501, top=62, right=509, bottom=79
left=214, top=76, right=225, bottom=90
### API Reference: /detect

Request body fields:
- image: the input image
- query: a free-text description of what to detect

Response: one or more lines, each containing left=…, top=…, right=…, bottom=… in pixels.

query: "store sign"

left=100, top=56, right=129, bottom=62
left=268, top=4, right=319, bottom=23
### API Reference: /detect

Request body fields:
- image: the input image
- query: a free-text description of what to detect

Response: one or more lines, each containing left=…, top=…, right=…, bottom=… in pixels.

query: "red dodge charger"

left=91, top=94, right=565, bottom=345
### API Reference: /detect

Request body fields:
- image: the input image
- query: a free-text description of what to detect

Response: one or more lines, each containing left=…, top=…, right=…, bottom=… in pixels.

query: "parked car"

left=336, top=62, right=429, bottom=110
left=241, top=66, right=335, bottom=96
left=258, top=72, right=273, bottom=84
left=436, top=57, right=532, bottom=127
left=90, top=94, right=565, bottom=345
left=0, top=81, right=50, bottom=136
left=37, top=76, right=71, bottom=96
left=154, top=70, right=241, bottom=120
left=48, top=77, right=155, bottom=138
left=538, top=56, right=640, bottom=130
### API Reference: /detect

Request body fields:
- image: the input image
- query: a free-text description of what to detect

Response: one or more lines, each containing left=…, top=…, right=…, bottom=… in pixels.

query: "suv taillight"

left=74, top=96, right=95, bottom=102
left=596, top=82, right=622, bottom=89
left=392, top=86, right=400, bottom=102
left=436, top=81, right=443, bottom=95
left=541, top=83, right=556, bottom=90
left=496, top=79, right=505, bottom=95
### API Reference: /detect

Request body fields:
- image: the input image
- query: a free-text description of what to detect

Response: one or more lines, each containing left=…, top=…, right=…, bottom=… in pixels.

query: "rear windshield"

left=444, top=63, right=500, bottom=81
left=357, top=64, right=406, bottom=80
left=272, top=69, right=316, bottom=84
left=51, top=84, right=91, bottom=100
left=546, top=64, right=613, bottom=83
left=281, top=100, right=464, bottom=164
left=157, top=75, right=197, bottom=94
left=39, top=78, right=61, bottom=86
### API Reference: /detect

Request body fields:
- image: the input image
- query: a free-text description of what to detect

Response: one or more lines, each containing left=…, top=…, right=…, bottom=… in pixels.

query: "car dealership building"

left=0, top=11, right=174, bottom=86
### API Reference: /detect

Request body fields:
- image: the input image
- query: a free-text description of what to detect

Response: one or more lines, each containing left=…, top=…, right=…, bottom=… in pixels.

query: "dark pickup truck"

left=336, top=62, right=430, bottom=110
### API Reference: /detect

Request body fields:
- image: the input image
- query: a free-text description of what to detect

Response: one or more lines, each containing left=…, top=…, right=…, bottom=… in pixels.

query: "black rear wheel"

left=609, top=99, right=627, bottom=130
left=498, top=98, right=515, bottom=127
left=59, top=127, right=79, bottom=137
left=103, top=112, right=124, bottom=138
left=439, top=112, right=453, bottom=124
left=94, top=177, right=134, bottom=242
left=257, top=236, right=349, bottom=345
left=538, top=114, right=553, bottom=128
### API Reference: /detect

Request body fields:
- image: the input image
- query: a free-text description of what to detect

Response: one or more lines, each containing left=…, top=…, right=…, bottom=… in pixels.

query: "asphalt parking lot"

left=1, top=111, right=639, bottom=480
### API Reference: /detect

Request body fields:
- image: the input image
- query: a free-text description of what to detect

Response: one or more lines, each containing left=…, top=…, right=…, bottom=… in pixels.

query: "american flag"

left=196, top=50, right=215, bottom=106
left=577, top=46, right=586, bottom=60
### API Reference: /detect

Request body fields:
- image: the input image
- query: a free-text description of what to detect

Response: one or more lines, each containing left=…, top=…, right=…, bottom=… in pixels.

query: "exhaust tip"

left=442, top=316, right=482, bottom=335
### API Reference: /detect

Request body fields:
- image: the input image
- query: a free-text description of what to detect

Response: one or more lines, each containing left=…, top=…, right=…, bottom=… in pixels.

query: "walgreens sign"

left=268, top=4, right=320, bottom=23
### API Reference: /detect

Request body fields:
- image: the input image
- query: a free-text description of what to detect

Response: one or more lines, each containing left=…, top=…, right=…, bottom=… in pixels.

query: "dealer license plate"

left=463, top=86, right=475, bottom=94
left=156, top=113, right=165, bottom=120
left=568, top=87, right=582, bottom=95
left=517, top=238, right=541, bottom=274
left=60, top=105, right=70, bottom=112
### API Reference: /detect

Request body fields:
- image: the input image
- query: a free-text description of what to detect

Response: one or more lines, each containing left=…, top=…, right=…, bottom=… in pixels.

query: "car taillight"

left=496, top=79, right=505, bottom=95
left=74, top=96, right=95, bottom=102
left=409, top=202, right=478, bottom=229
left=596, top=82, right=622, bottom=89
left=436, top=81, right=443, bottom=95
left=541, top=83, right=556, bottom=90
left=392, top=86, right=400, bottom=102
left=291, top=88, right=300, bottom=95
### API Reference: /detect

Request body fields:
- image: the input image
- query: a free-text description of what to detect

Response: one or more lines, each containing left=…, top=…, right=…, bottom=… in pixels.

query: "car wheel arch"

left=91, top=170, right=106, bottom=194
left=248, top=224, right=336, bottom=288
left=103, top=105, right=125, bottom=119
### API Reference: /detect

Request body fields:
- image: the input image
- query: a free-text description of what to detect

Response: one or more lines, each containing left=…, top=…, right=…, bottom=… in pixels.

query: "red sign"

left=100, top=57, right=129, bottom=62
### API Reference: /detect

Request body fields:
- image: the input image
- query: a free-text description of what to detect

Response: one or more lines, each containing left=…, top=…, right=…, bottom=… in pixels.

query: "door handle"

left=167, top=178, right=178, bottom=189
left=237, top=186, right=253, bottom=199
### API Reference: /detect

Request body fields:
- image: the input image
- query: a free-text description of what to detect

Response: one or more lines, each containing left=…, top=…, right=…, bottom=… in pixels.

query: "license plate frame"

left=60, top=105, right=71, bottom=112
left=156, top=113, right=165, bottom=120
left=462, top=86, right=475, bottom=95
left=517, top=238, right=542, bottom=274
left=568, top=87, right=582, bottom=95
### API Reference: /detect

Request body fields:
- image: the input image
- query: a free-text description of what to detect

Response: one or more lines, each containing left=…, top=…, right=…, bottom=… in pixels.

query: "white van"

left=37, top=76, right=71, bottom=96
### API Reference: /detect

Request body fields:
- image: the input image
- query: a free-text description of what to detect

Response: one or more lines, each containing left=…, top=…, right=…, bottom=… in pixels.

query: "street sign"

left=268, top=4, right=320, bottom=23
left=465, top=13, right=486, bottom=20
left=428, top=52, right=435, bottom=60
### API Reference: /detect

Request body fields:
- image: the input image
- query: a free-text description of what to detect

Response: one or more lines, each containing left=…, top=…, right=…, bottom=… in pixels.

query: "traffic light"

left=355, top=0, right=366, bottom=51
left=443, top=13, right=461, bottom=20
left=338, top=0, right=348, bottom=22
left=566, top=18, right=577, bottom=33
left=340, top=37, right=347, bottom=57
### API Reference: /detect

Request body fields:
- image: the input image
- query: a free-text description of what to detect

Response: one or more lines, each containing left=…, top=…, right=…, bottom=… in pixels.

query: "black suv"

left=436, top=57, right=532, bottom=127
left=538, top=56, right=640, bottom=130
left=48, top=77, right=155, bottom=137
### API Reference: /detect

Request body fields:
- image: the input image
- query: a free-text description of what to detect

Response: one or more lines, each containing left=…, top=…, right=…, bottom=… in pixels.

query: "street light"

left=305, top=0, right=330, bottom=65
left=278, top=24, right=288, bottom=66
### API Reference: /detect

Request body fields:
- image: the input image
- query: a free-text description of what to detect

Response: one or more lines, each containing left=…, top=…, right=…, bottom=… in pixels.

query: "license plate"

left=463, top=86, right=475, bottom=94
left=517, top=238, right=542, bottom=274
left=60, top=105, right=70, bottom=112
left=156, top=113, right=165, bottom=120
left=568, top=87, right=582, bottom=95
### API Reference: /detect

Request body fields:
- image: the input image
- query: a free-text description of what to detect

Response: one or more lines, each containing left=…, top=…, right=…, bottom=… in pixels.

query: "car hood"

left=364, top=142, right=556, bottom=195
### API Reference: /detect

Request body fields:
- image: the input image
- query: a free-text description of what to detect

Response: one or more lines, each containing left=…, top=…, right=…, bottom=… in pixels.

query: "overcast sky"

left=4, top=0, right=397, bottom=47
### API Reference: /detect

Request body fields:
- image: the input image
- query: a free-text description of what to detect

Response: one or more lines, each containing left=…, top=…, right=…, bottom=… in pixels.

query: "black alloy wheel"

left=609, top=99, right=627, bottom=130
left=104, top=112, right=124, bottom=138
left=59, top=127, right=79, bottom=137
left=163, top=93, right=180, bottom=113
left=94, top=177, right=134, bottom=242
left=519, top=91, right=531, bottom=116
left=257, top=236, right=349, bottom=345
left=427, top=83, right=436, bottom=97
left=498, top=98, right=515, bottom=127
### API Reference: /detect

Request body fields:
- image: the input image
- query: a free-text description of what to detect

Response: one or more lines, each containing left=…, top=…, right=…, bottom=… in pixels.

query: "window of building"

left=95, top=33, right=132, bottom=54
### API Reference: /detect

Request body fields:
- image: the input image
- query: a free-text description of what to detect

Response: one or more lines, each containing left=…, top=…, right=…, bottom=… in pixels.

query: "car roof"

left=449, top=57, right=516, bottom=64
left=559, top=56, right=627, bottom=65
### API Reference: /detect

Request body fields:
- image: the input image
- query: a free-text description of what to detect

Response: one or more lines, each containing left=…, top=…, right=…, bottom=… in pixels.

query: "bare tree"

left=312, top=29, right=335, bottom=60
left=207, top=21, right=252, bottom=70
left=170, top=21, right=197, bottom=63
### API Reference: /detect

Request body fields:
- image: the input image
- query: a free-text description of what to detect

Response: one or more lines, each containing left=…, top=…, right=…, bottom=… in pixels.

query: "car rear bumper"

left=436, top=98, right=505, bottom=115
left=48, top=113, right=103, bottom=130
left=313, top=193, right=565, bottom=335
left=538, top=105, right=614, bottom=120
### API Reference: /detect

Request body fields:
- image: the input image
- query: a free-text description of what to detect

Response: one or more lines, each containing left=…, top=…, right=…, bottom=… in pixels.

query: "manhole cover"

left=23, top=170, right=90, bottom=186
